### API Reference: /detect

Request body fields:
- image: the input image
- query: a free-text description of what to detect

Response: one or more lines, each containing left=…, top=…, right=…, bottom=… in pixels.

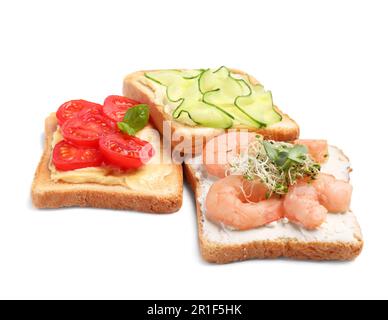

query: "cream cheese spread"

left=189, top=146, right=361, bottom=244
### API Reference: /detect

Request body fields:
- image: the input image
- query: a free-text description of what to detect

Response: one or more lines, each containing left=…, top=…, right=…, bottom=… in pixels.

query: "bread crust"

left=184, top=163, right=363, bottom=263
left=31, top=114, right=183, bottom=213
left=123, top=69, right=300, bottom=155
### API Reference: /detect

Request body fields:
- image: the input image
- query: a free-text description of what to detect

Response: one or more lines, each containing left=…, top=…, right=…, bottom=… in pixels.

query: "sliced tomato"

left=61, top=116, right=116, bottom=148
left=76, top=102, right=117, bottom=129
left=56, top=100, right=102, bottom=126
left=52, top=140, right=103, bottom=171
left=103, top=95, right=142, bottom=122
left=99, top=133, right=155, bottom=169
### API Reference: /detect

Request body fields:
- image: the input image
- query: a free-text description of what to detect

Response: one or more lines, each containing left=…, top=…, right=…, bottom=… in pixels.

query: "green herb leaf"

left=264, top=141, right=309, bottom=168
left=263, top=141, right=278, bottom=162
left=117, top=104, right=150, bottom=136
left=288, top=145, right=308, bottom=163
left=276, top=151, right=289, bottom=167
left=117, top=122, right=136, bottom=136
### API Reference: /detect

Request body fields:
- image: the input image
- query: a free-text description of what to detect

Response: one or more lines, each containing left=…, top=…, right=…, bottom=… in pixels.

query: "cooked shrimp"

left=283, top=182, right=328, bottom=229
left=294, top=139, right=328, bottom=163
left=312, top=173, right=352, bottom=213
left=205, top=175, right=284, bottom=230
left=203, top=131, right=256, bottom=178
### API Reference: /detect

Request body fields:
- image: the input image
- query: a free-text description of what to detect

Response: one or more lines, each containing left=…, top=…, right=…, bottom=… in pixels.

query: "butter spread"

left=49, top=126, right=175, bottom=194
left=189, top=145, right=361, bottom=244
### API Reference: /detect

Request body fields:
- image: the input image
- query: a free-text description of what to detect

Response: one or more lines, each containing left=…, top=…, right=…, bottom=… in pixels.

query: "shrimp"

left=203, top=131, right=256, bottom=178
left=205, top=175, right=284, bottom=230
left=283, top=182, right=328, bottom=229
left=294, top=139, right=328, bottom=163
left=312, top=173, right=352, bottom=213
left=283, top=173, right=352, bottom=229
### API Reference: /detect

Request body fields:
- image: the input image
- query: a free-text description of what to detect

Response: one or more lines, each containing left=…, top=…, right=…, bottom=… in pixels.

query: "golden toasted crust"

left=184, top=163, right=363, bottom=263
left=123, top=69, right=300, bottom=155
left=31, top=114, right=183, bottom=213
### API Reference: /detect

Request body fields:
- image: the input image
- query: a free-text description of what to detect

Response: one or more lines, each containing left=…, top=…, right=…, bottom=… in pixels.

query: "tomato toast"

left=32, top=97, right=183, bottom=213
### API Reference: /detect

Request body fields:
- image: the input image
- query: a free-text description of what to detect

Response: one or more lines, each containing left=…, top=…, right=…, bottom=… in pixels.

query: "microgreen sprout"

left=229, top=136, right=320, bottom=196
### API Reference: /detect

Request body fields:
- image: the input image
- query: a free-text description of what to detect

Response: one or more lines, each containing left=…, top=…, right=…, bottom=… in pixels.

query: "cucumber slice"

left=230, top=72, right=257, bottom=86
left=145, top=69, right=203, bottom=85
left=198, top=69, right=212, bottom=93
left=200, top=66, right=251, bottom=98
left=200, top=67, right=258, bottom=127
left=203, top=89, right=261, bottom=128
left=167, top=77, right=202, bottom=102
left=230, top=74, right=254, bottom=96
left=173, top=100, right=233, bottom=129
left=144, top=70, right=181, bottom=86
left=199, top=67, right=230, bottom=93
left=235, top=86, right=282, bottom=126
left=172, top=110, right=197, bottom=126
left=146, top=70, right=204, bottom=103
left=181, top=69, right=204, bottom=79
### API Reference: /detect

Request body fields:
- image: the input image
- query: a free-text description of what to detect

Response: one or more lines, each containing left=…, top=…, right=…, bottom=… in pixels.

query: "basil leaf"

left=117, top=122, right=136, bottom=136
left=117, top=104, right=150, bottom=136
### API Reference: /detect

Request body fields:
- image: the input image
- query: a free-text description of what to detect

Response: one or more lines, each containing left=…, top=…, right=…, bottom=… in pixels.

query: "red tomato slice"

left=61, top=116, right=116, bottom=148
left=52, top=140, right=103, bottom=171
left=99, top=133, right=155, bottom=169
left=103, top=95, right=142, bottom=122
left=56, top=100, right=102, bottom=126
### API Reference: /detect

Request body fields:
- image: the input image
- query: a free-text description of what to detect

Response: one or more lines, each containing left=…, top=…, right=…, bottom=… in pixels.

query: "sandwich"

left=123, top=67, right=363, bottom=263
left=184, top=133, right=363, bottom=263
left=123, top=67, right=300, bottom=155
left=32, top=96, right=183, bottom=213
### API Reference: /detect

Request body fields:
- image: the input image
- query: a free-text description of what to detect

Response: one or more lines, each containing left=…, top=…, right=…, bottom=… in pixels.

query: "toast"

left=184, top=145, right=363, bottom=263
left=32, top=114, right=183, bottom=213
left=123, top=68, right=300, bottom=155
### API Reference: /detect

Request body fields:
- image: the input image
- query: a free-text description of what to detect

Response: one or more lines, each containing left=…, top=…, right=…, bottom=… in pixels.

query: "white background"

left=0, top=0, right=387, bottom=300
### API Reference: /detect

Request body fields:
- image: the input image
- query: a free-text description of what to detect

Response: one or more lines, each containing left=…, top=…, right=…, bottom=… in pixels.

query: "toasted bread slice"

left=123, top=69, right=300, bottom=155
left=184, top=146, right=363, bottom=263
left=32, top=114, right=183, bottom=213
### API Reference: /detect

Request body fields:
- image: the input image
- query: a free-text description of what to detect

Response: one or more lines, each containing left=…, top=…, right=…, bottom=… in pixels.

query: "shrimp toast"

left=123, top=68, right=300, bottom=155
left=184, top=145, right=363, bottom=263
